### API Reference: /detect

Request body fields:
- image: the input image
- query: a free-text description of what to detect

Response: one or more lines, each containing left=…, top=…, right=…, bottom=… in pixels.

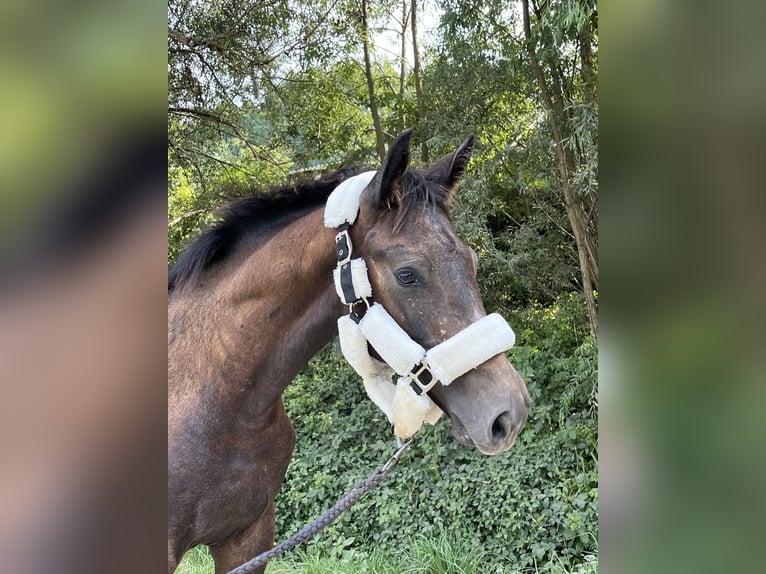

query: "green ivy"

left=275, top=293, right=597, bottom=572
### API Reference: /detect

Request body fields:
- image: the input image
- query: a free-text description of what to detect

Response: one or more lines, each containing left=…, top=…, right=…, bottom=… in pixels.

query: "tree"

left=360, top=0, right=387, bottom=162
left=410, top=0, right=429, bottom=161
left=520, top=0, right=598, bottom=337
left=397, top=0, right=410, bottom=133
left=168, top=0, right=355, bottom=185
left=431, top=0, right=597, bottom=336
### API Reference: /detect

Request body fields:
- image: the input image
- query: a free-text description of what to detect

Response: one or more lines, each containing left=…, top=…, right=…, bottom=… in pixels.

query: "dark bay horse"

left=168, top=131, right=530, bottom=573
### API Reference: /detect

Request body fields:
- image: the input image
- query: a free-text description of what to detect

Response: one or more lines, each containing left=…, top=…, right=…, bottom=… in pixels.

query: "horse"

left=168, top=130, right=531, bottom=574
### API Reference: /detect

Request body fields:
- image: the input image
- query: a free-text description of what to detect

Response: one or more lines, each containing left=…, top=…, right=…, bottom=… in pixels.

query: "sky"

left=373, top=2, right=444, bottom=67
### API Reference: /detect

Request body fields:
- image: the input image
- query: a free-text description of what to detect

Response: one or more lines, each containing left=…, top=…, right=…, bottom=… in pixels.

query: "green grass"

left=176, top=546, right=213, bottom=574
left=176, top=531, right=598, bottom=574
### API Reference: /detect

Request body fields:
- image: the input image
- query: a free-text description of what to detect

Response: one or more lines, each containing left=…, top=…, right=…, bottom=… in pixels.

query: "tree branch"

left=168, top=106, right=286, bottom=170
left=168, top=209, right=207, bottom=228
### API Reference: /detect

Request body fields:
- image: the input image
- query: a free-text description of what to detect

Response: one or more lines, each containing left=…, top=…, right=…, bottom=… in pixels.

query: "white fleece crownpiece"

left=359, top=303, right=426, bottom=376
left=333, top=258, right=373, bottom=304
left=323, top=171, right=377, bottom=228
left=425, top=313, right=515, bottom=385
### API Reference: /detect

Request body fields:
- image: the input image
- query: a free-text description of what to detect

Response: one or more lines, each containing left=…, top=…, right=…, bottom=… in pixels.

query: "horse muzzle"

left=439, top=358, right=530, bottom=456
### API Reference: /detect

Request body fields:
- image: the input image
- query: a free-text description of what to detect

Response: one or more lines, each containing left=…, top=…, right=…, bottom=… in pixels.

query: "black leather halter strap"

left=334, top=222, right=364, bottom=307
left=335, top=222, right=352, bottom=263
left=333, top=220, right=442, bottom=400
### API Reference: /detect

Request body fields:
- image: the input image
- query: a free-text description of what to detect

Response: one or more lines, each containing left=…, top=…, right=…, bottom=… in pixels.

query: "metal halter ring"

left=408, top=360, right=439, bottom=395
left=348, top=297, right=371, bottom=324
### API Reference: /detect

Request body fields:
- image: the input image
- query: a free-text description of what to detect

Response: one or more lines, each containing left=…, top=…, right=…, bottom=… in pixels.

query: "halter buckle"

left=335, top=224, right=352, bottom=265
left=408, top=360, right=438, bottom=395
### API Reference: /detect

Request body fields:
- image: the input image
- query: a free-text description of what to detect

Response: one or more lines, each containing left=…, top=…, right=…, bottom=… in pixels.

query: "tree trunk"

left=521, top=0, right=598, bottom=338
left=398, top=0, right=409, bottom=133
left=410, top=0, right=428, bottom=162
left=361, top=0, right=386, bottom=162
left=578, top=12, right=598, bottom=149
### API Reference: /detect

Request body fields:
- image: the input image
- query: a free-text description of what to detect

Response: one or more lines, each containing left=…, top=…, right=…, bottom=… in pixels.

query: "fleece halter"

left=324, top=172, right=516, bottom=439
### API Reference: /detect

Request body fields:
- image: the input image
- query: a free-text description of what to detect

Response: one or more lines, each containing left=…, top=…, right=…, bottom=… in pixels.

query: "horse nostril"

left=491, top=411, right=512, bottom=442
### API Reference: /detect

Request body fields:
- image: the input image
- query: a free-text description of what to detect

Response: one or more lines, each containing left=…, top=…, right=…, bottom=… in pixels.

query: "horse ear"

left=428, top=134, right=474, bottom=198
left=375, top=129, right=412, bottom=209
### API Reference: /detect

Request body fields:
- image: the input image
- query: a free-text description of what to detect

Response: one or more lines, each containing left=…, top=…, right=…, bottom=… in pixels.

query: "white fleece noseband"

left=325, top=172, right=516, bottom=439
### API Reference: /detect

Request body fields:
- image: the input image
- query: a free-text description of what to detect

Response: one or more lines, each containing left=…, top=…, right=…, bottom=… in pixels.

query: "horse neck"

left=172, top=207, right=344, bottom=415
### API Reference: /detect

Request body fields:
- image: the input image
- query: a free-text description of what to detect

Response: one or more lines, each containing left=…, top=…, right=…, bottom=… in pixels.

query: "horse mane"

left=168, top=163, right=452, bottom=293
left=168, top=168, right=356, bottom=293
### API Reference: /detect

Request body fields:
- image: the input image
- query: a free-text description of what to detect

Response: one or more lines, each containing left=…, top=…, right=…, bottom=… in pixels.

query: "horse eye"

left=395, top=268, right=419, bottom=286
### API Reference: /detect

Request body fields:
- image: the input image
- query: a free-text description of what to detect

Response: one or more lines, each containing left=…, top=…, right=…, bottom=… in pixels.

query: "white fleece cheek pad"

left=392, top=377, right=435, bottom=438
left=423, top=402, right=443, bottom=425
left=338, top=310, right=440, bottom=437
left=337, top=316, right=396, bottom=423
left=333, top=258, right=373, bottom=304
left=357, top=304, right=435, bottom=439
left=358, top=303, right=426, bottom=375
left=324, top=171, right=377, bottom=227
left=426, top=313, right=515, bottom=384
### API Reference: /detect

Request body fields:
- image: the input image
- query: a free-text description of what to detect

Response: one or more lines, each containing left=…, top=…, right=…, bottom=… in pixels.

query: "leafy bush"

left=274, top=292, right=597, bottom=572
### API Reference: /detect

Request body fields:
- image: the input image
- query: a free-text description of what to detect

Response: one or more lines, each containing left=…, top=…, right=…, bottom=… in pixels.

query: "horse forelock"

left=391, top=169, right=452, bottom=233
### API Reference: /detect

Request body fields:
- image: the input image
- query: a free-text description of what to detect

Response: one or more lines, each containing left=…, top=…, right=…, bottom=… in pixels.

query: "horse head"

left=351, top=130, right=531, bottom=455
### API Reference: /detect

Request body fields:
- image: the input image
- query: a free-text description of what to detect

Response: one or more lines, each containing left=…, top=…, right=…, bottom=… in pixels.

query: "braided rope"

left=226, top=440, right=412, bottom=574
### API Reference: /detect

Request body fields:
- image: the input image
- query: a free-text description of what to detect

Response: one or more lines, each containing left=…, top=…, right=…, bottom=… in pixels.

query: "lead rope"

left=225, top=439, right=412, bottom=574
